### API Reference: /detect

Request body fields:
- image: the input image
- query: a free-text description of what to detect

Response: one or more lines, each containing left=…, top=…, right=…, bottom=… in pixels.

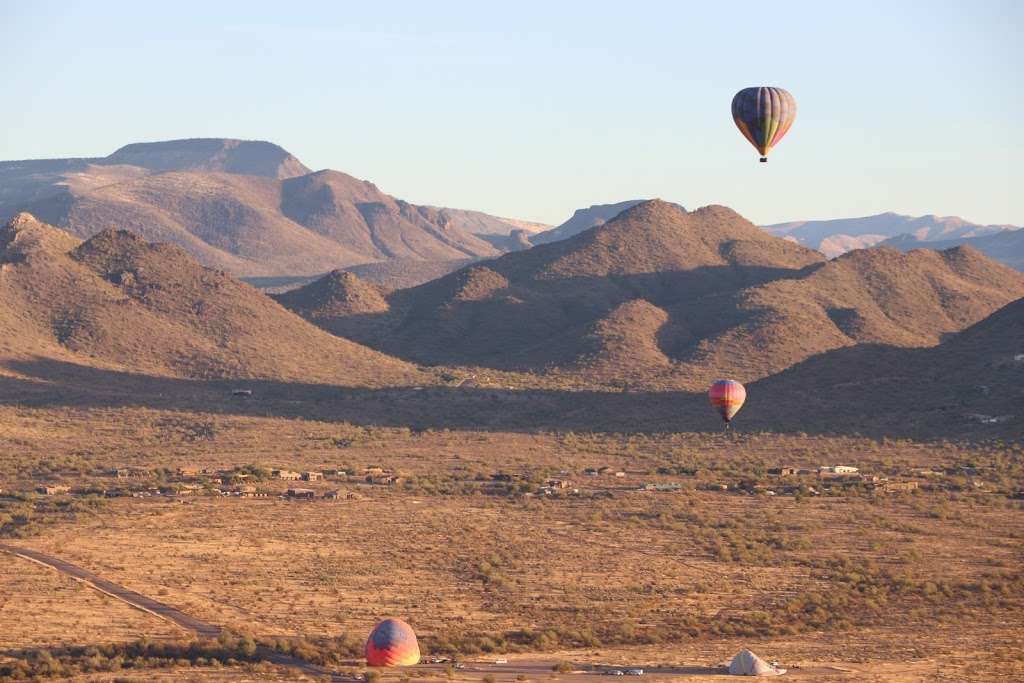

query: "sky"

left=2, top=1, right=1021, bottom=226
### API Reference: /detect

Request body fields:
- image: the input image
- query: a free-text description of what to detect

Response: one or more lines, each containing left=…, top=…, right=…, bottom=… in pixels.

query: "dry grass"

left=0, top=553, right=182, bottom=651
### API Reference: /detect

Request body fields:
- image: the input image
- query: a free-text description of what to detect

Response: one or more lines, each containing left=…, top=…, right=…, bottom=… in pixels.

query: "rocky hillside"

left=753, top=296, right=1024, bottom=438
left=0, top=213, right=422, bottom=386
left=279, top=201, right=1024, bottom=391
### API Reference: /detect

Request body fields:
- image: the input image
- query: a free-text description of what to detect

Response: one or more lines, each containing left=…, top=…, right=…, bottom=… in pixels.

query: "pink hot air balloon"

left=366, top=618, right=420, bottom=667
left=708, top=379, right=747, bottom=424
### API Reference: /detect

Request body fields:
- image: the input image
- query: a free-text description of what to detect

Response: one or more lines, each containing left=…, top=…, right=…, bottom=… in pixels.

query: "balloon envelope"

left=708, top=380, right=746, bottom=423
left=731, top=87, right=796, bottom=161
left=366, top=618, right=420, bottom=667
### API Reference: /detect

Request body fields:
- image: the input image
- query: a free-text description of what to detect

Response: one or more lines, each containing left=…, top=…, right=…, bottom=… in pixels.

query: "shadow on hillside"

left=0, top=357, right=707, bottom=434
left=0, top=354, right=1009, bottom=441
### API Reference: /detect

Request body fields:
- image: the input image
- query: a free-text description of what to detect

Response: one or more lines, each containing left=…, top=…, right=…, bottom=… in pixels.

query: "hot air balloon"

left=731, top=87, right=796, bottom=162
left=708, top=379, right=746, bottom=425
left=366, top=618, right=420, bottom=667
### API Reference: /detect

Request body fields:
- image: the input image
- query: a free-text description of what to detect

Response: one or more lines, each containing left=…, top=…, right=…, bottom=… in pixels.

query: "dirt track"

left=1, top=543, right=352, bottom=681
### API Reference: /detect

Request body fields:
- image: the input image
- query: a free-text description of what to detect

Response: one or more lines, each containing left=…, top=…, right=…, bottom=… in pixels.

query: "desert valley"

left=0, top=135, right=1020, bottom=682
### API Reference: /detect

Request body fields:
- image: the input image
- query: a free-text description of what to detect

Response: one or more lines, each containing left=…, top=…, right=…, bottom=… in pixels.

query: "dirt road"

left=1, top=543, right=352, bottom=681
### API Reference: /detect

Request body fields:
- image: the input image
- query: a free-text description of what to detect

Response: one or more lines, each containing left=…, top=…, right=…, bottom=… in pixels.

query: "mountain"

left=274, top=270, right=389, bottom=319
left=103, top=138, right=311, bottom=178
left=763, top=212, right=1015, bottom=258
left=418, top=208, right=549, bottom=236
left=530, top=200, right=651, bottom=245
left=881, top=228, right=1024, bottom=271
left=281, top=200, right=822, bottom=381
left=0, top=213, right=421, bottom=386
left=754, top=296, right=1024, bottom=438
left=0, top=139, right=540, bottom=277
left=280, top=200, right=1024, bottom=391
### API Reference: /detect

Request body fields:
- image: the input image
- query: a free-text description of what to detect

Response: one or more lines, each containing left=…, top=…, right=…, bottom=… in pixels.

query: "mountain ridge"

left=278, top=200, right=1024, bottom=391
left=0, top=139, right=538, bottom=277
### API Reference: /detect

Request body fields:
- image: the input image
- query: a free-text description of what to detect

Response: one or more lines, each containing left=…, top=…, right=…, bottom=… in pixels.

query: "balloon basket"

left=759, top=157, right=767, bottom=163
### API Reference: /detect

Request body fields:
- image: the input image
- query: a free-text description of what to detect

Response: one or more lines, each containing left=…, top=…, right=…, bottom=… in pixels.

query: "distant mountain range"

left=530, top=200, right=653, bottom=245
left=881, top=228, right=1024, bottom=271
left=0, top=138, right=544, bottom=277
left=763, top=212, right=1017, bottom=258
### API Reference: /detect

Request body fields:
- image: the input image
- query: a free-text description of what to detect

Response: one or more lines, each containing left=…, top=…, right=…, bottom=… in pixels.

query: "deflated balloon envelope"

left=366, top=618, right=421, bottom=667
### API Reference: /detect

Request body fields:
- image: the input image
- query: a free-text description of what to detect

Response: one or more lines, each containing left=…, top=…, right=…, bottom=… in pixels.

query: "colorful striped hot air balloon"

left=366, top=618, right=420, bottom=667
left=708, top=379, right=747, bottom=424
left=731, top=87, right=796, bottom=162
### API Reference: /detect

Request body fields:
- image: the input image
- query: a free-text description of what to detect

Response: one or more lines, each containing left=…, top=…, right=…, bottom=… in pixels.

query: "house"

left=36, top=485, right=70, bottom=495
left=285, top=488, right=316, bottom=499
left=641, top=483, right=682, bottom=492
left=883, top=481, right=919, bottom=493
left=301, top=471, right=323, bottom=482
left=768, top=467, right=798, bottom=476
left=367, top=474, right=400, bottom=485
left=272, top=469, right=302, bottom=481
left=820, top=465, right=859, bottom=475
left=544, top=478, right=570, bottom=489
left=237, top=485, right=258, bottom=496
left=323, top=490, right=340, bottom=500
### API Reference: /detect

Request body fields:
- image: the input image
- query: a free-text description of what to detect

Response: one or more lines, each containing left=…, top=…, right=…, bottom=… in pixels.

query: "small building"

left=285, top=488, right=316, bottom=499
left=367, top=474, right=400, bottom=485
left=322, top=469, right=346, bottom=478
left=641, top=483, right=682, bottom=492
left=301, top=471, right=323, bottom=482
left=323, top=490, right=340, bottom=500
left=272, top=469, right=302, bottom=481
left=36, top=485, right=70, bottom=495
left=237, top=485, right=258, bottom=496
left=820, top=465, right=859, bottom=475
left=544, top=478, right=570, bottom=489
left=768, top=467, right=798, bottom=476
left=613, top=471, right=626, bottom=478
left=177, top=467, right=200, bottom=478
left=883, top=481, right=919, bottom=493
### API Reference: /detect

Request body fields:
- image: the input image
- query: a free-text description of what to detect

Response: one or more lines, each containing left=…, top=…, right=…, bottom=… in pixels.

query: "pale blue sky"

left=2, top=1, right=1021, bottom=225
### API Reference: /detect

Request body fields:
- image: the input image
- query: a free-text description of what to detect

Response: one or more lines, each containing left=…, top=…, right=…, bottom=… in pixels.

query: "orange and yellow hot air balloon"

left=731, top=87, right=796, bottom=162
left=366, top=618, right=420, bottom=667
left=708, top=379, right=746, bottom=424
